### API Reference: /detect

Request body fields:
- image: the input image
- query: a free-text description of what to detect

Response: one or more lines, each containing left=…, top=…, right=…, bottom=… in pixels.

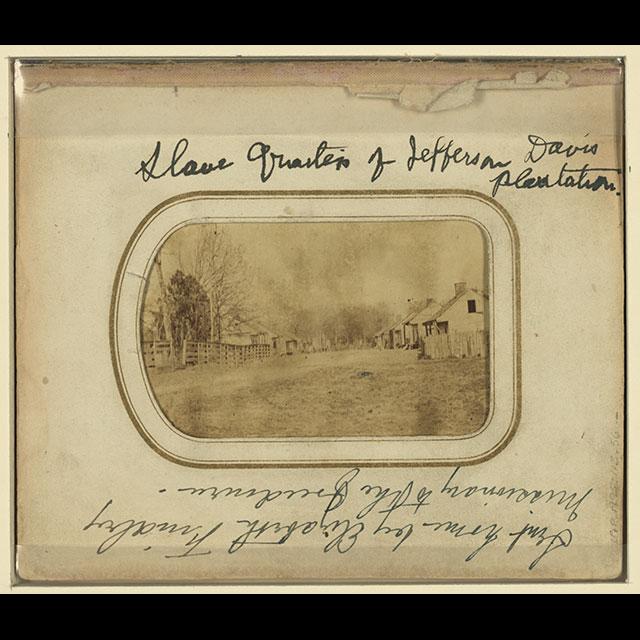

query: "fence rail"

left=421, top=330, right=488, bottom=360
left=142, top=340, right=273, bottom=368
left=141, top=340, right=172, bottom=368
left=213, top=342, right=272, bottom=367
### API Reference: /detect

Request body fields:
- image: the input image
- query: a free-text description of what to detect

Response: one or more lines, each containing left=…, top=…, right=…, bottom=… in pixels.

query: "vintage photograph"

left=140, top=220, right=490, bottom=439
left=11, top=51, right=627, bottom=585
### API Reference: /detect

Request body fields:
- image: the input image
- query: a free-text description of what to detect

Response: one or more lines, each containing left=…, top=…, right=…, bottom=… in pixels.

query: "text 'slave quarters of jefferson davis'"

left=14, top=59, right=625, bottom=582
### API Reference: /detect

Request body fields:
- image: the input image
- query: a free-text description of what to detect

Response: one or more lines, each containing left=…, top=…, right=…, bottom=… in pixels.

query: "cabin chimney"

left=454, top=282, right=467, bottom=296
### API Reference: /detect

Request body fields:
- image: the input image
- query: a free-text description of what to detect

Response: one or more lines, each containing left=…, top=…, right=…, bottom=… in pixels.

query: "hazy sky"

left=144, top=220, right=486, bottom=317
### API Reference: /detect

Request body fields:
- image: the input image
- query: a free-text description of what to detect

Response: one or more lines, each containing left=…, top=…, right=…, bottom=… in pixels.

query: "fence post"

left=421, top=330, right=488, bottom=360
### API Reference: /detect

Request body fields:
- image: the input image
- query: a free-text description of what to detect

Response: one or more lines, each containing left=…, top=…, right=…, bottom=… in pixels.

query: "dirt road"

left=147, top=349, right=489, bottom=439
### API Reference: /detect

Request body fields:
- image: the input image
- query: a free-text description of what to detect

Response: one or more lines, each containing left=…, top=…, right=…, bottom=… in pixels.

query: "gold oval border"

left=110, top=189, right=521, bottom=468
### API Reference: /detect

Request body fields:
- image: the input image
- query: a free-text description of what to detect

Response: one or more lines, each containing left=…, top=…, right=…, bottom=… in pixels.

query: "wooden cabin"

left=423, top=282, right=487, bottom=336
left=221, top=320, right=279, bottom=348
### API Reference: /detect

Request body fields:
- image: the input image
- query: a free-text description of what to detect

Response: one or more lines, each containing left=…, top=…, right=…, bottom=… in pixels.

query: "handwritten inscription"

left=488, top=163, right=620, bottom=197
left=82, top=468, right=592, bottom=572
left=135, top=138, right=234, bottom=182
left=246, top=140, right=350, bottom=183
left=82, top=498, right=223, bottom=558
left=406, top=134, right=512, bottom=175
left=524, top=134, right=599, bottom=164
left=134, top=135, right=621, bottom=198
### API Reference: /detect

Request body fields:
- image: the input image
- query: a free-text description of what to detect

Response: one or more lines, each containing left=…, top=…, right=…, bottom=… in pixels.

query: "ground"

left=146, top=349, right=489, bottom=439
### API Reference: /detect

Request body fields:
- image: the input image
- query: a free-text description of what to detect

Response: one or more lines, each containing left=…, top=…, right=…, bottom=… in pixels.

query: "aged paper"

left=12, top=55, right=626, bottom=584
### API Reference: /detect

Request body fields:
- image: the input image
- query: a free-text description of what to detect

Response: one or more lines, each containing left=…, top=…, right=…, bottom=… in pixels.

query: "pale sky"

left=144, top=220, right=486, bottom=319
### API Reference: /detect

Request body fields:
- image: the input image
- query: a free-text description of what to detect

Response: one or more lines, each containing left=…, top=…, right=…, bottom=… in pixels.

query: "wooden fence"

left=421, top=330, right=488, bottom=360
left=142, top=340, right=273, bottom=368
left=142, top=340, right=172, bottom=368
left=181, top=341, right=217, bottom=366
left=210, top=342, right=272, bottom=367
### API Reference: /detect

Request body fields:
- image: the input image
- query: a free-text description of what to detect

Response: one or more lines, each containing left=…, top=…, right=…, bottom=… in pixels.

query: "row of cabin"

left=141, top=314, right=302, bottom=356
left=374, top=282, right=488, bottom=349
left=221, top=320, right=301, bottom=355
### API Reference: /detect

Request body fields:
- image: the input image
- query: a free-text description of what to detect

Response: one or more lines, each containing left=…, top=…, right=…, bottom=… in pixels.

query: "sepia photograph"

left=140, top=220, right=490, bottom=439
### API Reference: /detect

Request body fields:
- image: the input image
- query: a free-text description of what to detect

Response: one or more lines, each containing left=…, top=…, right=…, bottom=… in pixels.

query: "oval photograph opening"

left=139, top=220, right=490, bottom=439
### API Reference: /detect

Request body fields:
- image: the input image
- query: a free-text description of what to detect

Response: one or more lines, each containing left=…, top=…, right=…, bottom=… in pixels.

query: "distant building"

left=311, top=335, right=331, bottom=352
left=388, top=313, right=414, bottom=348
left=405, top=299, right=443, bottom=345
left=376, top=299, right=442, bottom=349
left=373, top=329, right=388, bottom=349
left=221, top=320, right=278, bottom=347
left=271, top=332, right=303, bottom=355
left=284, top=337, right=300, bottom=354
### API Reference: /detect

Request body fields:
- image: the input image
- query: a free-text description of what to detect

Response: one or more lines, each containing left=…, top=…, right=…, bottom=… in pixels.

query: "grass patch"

left=147, top=349, right=489, bottom=438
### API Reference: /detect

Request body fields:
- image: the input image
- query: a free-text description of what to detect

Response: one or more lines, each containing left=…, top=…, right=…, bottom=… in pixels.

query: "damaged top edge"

left=16, top=58, right=623, bottom=89
left=15, top=58, right=623, bottom=113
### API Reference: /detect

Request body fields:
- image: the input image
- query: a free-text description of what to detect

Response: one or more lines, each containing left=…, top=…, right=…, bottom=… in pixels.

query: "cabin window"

left=437, top=321, right=449, bottom=334
left=467, top=299, right=477, bottom=313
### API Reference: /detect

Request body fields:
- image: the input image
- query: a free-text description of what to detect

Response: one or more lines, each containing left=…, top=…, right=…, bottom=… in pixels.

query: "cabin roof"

left=377, top=298, right=442, bottom=335
left=423, top=287, right=488, bottom=325
left=406, top=300, right=443, bottom=325
left=225, top=320, right=278, bottom=337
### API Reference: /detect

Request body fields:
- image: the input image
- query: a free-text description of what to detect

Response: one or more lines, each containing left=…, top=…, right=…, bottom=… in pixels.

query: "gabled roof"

left=249, top=321, right=280, bottom=338
left=406, top=300, right=443, bottom=325
left=423, top=287, right=488, bottom=324
left=376, top=299, right=440, bottom=336
left=378, top=310, right=415, bottom=336
left=225, top=320, right=278, bottom=338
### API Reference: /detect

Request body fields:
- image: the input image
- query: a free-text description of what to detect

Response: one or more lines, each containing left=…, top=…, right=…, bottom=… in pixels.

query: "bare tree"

left=192, top=226, right=251, bottom=343
left=153, top=251, right=175, bottom=364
